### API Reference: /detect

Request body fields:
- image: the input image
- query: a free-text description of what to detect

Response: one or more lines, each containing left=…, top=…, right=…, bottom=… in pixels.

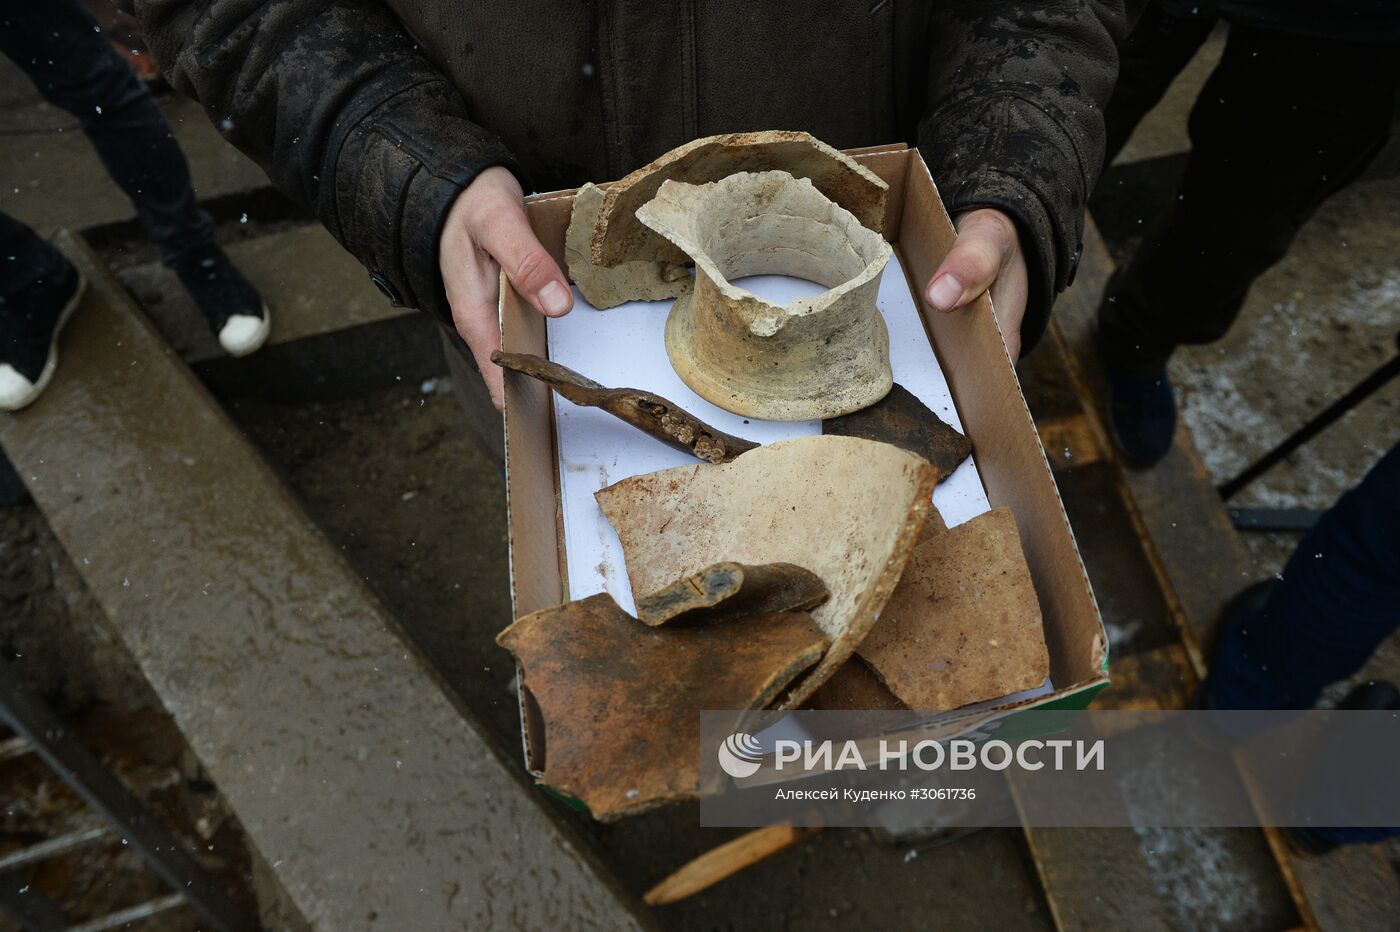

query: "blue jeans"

left=0, top=0, right=213, bottom=302
left=1206, top=443, right=1400, bottom=844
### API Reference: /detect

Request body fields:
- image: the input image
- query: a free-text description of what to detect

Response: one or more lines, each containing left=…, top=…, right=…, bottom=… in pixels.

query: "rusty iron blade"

left=492, top=351, right=758, bottom=464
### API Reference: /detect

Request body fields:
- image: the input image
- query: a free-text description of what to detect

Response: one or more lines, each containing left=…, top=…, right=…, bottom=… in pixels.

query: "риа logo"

left=717, top=733, right=764, bottom=778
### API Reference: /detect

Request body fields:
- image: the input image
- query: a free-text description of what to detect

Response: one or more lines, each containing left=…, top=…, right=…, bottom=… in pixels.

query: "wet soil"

left=1, top=509, right=261, bottom=929
left=0, top=692, right=259, bottom=930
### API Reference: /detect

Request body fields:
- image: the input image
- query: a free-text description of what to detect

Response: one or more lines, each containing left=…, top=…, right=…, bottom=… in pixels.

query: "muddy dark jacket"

left=130, top=1, right=1131, bottom=352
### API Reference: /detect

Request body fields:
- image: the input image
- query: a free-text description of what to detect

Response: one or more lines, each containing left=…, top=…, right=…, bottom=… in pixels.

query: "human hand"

left=924, top=208, right=1028, bottom=359
left=439, top=166, right=574, bottom=409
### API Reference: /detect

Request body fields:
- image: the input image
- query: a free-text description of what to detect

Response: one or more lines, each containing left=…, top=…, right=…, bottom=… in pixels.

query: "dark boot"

left=0, top=259, right=85, bottom=412
left=171, top=245, right=271, bottom=357
left=1097, top=325, right=1178, bottom=469
left=1104, top=369, right=1176, bottom=467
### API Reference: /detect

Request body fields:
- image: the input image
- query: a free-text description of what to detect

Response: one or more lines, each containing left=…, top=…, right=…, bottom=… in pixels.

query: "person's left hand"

left=924, top=208, right=1028, bottom=359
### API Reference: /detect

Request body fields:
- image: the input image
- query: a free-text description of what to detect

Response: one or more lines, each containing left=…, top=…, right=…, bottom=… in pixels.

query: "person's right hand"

left=439, top=166, right=574, bottom=410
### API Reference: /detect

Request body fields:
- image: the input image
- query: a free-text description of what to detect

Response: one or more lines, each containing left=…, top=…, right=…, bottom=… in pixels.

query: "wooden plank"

left=1012, top=226, right=1174, bottom=932
left=1091, top=643, right=1196, bottom=713
left=1289, top=849, right=1400, bottom=932
left=1037, top=414, right=1103, bottom=470
left=0, top=232, right=651, bottom=932
left=1030, top=221, right=1299, bottom=931
left=1049, top=226, right=1255, bottom=661
left=1052, top=219, right=1400, bottom=931
left=642, top=826, right=820, bottom=906
left=1017, top=825, right=1174, bottom=932
left=1054, top=463, right=1178, bottom=658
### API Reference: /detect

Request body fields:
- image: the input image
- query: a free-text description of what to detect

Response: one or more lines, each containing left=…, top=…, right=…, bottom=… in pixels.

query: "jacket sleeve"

left=128, top=0, right=519, bottom=323
left=918, top=1, right=1134, bottom=351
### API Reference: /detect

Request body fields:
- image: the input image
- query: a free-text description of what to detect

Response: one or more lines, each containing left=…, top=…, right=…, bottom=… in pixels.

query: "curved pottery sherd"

left=589, top=130, right=888, bottom=268
left=636, top=171, right=894, bottom=420
left=595, top=435, right=938, bottom=708
left=564, top=182, right=690, bottom=309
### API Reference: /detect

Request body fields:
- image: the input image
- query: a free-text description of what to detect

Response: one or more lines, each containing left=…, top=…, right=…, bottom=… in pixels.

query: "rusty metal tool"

left=492, top=351, right=758, bottom=463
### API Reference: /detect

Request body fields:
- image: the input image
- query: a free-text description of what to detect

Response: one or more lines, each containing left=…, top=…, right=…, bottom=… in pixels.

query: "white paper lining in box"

left=546, top=252, right=992, bottom=615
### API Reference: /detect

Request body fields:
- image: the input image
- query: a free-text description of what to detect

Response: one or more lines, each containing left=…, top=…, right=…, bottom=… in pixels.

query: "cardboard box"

left=499, top=143, right=1110, bottom=778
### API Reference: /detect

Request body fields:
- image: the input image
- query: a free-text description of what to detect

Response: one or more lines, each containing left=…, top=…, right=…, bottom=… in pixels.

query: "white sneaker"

left=0, top=268, right=86, bottom=413
left=218, top=303, right=272, bottom=357
left=171, top=245, right=272, bottom=357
